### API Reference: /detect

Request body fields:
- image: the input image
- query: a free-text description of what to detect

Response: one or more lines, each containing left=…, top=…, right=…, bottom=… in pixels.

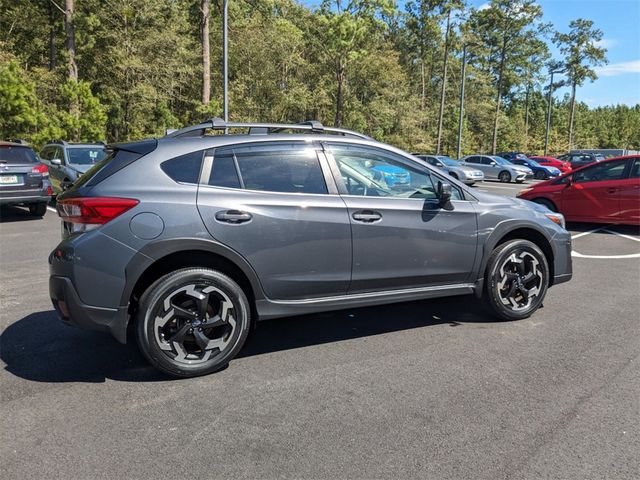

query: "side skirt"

left=255, top=283, right=476, bottom=320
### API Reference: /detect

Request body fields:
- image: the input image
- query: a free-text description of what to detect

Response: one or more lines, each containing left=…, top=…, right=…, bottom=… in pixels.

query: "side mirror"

left=51, top=158, right=62, bottom=165
left=437, top=181, right=452, bottom=206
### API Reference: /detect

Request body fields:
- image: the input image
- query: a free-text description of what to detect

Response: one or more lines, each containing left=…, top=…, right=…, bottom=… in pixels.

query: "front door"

left=196, top=141, right=352, bottom=301
left=560, top=158, right=629, bottom=222
left=325, top=142, right=478, bottom=293
left=617, top=157, right=640, bottom=224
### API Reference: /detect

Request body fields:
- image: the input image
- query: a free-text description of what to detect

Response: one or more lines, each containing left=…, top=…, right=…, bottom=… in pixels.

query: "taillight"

left=32, top=163, right=49, bottom=176
left=57, top=197, right=138, bottom=233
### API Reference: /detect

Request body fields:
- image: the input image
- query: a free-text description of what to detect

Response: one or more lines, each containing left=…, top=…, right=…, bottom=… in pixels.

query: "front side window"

left=209, top=143, right=327, bottom=195
left=574, top=159, right=628, bottom=183
left=630, top=158, right=640, bottom=178
left=329, top=144, right=459, bottom=201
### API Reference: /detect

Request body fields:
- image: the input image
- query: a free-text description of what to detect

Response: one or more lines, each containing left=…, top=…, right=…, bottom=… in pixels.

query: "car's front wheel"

left=483, top=240, right=549, bottom=321
left=534, top=170, right=547, bottom=180
left=498, top=171, right=511, bottom=183
left=135, top=268, right=251, bottom=378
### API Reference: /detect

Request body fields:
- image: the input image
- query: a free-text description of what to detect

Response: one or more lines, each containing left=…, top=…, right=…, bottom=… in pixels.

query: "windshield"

left=437, top=156, right=459, bottom=166
left=0, top=145, right=38, bottom=164
left=67, top=147, right=107, bottom=166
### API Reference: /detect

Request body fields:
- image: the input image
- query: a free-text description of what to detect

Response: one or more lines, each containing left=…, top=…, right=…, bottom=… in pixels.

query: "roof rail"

left=49, top=140, right=69, bottom=145
left=164, top=118, right=370, bottom=140
left=9, top=139, right=29, bottom=145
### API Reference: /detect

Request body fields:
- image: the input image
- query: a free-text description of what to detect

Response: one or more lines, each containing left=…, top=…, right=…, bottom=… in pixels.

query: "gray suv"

left=40, top=141, right=107, bottom=194
left=49, top=119, right=572, bottom=378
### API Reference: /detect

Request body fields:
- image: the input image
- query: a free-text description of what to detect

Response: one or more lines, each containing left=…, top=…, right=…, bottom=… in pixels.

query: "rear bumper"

left=49, top=275, right=129, bottom=343
left=0, top=189, right=51, bottom=205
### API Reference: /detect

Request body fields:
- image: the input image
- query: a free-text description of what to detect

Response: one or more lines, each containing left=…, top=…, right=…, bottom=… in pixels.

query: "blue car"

left=371, top=164, right=411, bottom=187
left=508, top=157, right=561, bottom=180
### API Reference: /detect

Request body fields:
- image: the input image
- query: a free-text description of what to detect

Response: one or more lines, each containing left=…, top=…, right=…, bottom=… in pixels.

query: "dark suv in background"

left=0, top=141, right=52, bottom=217
left=40, top=141, right=107, bottom=194
left=50, top=119, right=572, bottom=378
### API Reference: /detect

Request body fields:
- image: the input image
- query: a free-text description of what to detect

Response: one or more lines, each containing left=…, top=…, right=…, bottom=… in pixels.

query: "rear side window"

left=161, top=151, right=203, bottom=184
left=209, top=143, right=327, bottom=194
left=0, top=146, right=38, bottom=164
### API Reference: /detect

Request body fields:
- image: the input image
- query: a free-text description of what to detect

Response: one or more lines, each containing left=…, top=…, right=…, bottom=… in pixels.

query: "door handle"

left=607, top=187, right=617, bottom=194
left=215, top=210, right=252, bottom=224
left=352, top=210, right=382, bottom=223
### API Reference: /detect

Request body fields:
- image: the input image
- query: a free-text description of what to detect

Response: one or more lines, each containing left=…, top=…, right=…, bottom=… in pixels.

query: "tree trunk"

left=64, top=0, right=77, bottom=82
left=48, top=2, right=57, bottom=71
left=568, top=82, right=577, bottom=150
left=334, top=61, right=345, bottom=127
left=200, top=0, right=211, bottom=105
left=435, top=11, right=451, bottom=155
left=420, top=59, right=425, bottom=111
left=492, top=38, right=507, bottom=154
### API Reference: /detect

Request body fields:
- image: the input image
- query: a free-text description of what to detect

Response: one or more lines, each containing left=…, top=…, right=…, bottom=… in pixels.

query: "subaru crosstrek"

left=50, top=119, right=573, bottom=378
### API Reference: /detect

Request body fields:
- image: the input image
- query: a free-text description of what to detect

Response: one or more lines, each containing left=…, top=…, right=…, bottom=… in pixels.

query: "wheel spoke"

left=171, top=304, right=197, bottom=320
left=193, top=328, right=210, bottom=350
left=195, top=292, right=210, bottom=318
left=504, top=280, right=518, bottom=300
left=522, top=271, right=535, bottom=283
left=201, top=314, right=225, bottom=329
left=166, top=322, right=191, bottom=344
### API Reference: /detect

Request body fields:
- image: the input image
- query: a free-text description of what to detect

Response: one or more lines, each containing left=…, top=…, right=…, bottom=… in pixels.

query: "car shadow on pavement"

left=2, top=296, right=496, bottom=384
left=0, top=205, right=48, bottom=223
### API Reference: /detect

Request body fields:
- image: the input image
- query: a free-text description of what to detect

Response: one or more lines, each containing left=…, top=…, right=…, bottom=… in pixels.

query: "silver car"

left=460, top=155, right=532, bottom=183
left=416, top=154, right=484, bottom=185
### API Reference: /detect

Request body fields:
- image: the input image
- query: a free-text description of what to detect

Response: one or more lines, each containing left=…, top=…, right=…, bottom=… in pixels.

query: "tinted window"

left=231, top=144, right=327, bottom=194
left=209, top=153, right=241, bottom=188
left=161, top=151, right=203, bottom=184
left=328, top=143, right=463, bottom=200
left=630, top=159, right=640, bottom=178
left=574, top=159, right=628, bottom=183
left=466, top=156, right=480, bottom=164
left=481, top=157, right=494, bottom=165
left=0, top=146, right=38, bottom=164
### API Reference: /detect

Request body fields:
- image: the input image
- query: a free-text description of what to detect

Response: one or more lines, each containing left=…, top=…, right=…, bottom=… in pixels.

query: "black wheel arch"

left=122, top=238, right=266, bottom=336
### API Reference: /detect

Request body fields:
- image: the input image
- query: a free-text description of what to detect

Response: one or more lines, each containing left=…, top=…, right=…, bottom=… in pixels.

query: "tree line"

left=1, top=0, right=638, bottom=156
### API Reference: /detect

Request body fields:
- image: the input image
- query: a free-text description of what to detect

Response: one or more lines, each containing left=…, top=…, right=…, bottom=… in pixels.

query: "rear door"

left=196, top=141, right=352, bottom=301
left=560, top=158, right=629, bottom=222
left=617, top=157, right=640, bottom=224
left=325, top=142, right=478, bottom=293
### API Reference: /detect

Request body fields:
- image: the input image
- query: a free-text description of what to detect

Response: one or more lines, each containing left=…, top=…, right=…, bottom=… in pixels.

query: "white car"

left=460, top=155, right=533, bottom=183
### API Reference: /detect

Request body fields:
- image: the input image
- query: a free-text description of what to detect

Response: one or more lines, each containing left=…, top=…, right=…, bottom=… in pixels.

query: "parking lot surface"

left=1, top=182, right=639, bottom=480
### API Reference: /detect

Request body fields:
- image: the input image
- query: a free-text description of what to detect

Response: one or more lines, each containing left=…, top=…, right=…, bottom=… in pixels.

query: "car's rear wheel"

left=483, top=239, right=549, bottom=321
left=28, top=202, right=47, bottom=217
left=498, top=171, right=511, bottom=183
left=449, top=172, right=459, bottom=180
left=135, top=268, right=251, bottom=378
left=534, top=170, right=547, bottom=180
left=532, top=198, right=557, bottom=212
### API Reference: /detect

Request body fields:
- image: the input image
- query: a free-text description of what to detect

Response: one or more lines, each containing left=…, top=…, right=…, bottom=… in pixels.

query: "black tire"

left=483, top=239, right=549, bottom=321
left=532, top=198, right=557, bottom=212
left=498, top=171, right=511, bottom=183
left=29, top=202, right=47, bottom=217
left=135, top=268, right=251, bottom=378
left=449, top=172, right=459, bottom=180
left=534, top=170, right=547, bottom=180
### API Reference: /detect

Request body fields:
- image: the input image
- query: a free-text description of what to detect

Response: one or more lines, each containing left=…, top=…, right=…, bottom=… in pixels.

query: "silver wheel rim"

left=153, top=283, right=237, bottom=365
left=496, top=251, right=543, bottom=311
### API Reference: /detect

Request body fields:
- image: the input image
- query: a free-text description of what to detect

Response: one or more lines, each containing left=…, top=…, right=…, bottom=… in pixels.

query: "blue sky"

left=305, top=0, right=640, bottom=107
left=469, top=0, right=639, bottom=106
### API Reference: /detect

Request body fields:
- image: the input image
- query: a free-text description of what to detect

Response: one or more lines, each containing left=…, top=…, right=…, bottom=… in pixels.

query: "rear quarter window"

left=161, top=151, right=204, bottom=184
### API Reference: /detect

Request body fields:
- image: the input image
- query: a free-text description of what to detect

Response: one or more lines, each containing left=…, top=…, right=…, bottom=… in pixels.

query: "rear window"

left=67, top=147, right=107, bottom=166
left=0, top=146, right=38, bottom=164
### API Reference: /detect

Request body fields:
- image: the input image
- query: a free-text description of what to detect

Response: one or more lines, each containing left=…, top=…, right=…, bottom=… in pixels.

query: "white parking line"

left=46, top=206, right=57, bottom=213
left=601, top=229, right=640, bottom=243
left=571, top=228, right=602, bottom=240
left=476, top=184, right=523, bottom=191
left=570, top=227, right=640, bottom=259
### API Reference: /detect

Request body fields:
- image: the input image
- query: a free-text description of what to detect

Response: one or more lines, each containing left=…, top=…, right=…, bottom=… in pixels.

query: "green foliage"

left=0, top=0, right=636, bottom=156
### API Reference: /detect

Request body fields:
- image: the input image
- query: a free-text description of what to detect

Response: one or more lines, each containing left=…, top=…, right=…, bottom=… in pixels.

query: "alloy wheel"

left=496, top=250, right=543, bottom=311
left=153, top=283, right=236, bottom=365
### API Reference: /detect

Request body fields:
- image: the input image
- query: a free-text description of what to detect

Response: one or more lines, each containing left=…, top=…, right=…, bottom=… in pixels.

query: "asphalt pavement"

left=1, top=182, right=639, bottom=480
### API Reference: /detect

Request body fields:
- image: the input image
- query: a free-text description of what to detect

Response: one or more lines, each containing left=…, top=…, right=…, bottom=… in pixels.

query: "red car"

left=530, top=156, right=572, bottom=173
left=517, top=155, right=640, bottom=225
